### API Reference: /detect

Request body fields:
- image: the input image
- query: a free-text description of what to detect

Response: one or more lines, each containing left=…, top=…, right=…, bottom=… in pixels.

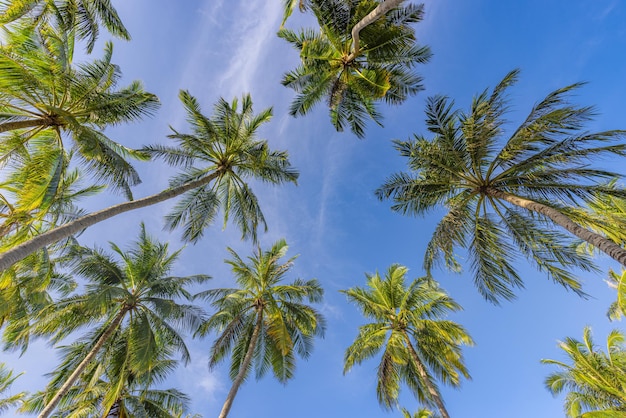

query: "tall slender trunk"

left=38, top=308, right=128, bottom=418
left=0, top=171, right=221, bottom=271
left=485, top=187, right=626, bottom=267
left=402, top=332, right=451, bottom=418
left=345, top=0, right=405, bottom=63
left=0, top=119, right=47, bottom=133
left=218, top=307, right=264, bottom=418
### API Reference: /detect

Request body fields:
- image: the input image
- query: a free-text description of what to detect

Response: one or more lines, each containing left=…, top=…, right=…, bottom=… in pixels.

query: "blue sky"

left=5, top=0, right=626, bottom=417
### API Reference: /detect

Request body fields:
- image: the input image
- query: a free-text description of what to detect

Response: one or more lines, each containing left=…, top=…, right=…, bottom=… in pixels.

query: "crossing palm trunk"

left=485, top=187, right=626, bottom=267
left=0, top=119, right=48, bottom=133
left=0, top=171, right=222, bottom=271
left=346, top=0, right=405, bottom=62
left=38, top=308, right=129, bottom=418
left=218, top=307, right=264, bottom=418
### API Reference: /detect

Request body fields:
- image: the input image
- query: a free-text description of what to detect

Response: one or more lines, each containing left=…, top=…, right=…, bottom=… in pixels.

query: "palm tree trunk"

left=403, top=331, right=451, bottom=418
left=485, top=187, right=626, bottom=267
left=345, top=0, right=405, bottom=62
left=218, top=307, right=264, bottom=418
left=38, top=308, right=128, bottom=418
left=0, top=119, right=47, bottom=133
left=0, top=171, right=221, bottom=271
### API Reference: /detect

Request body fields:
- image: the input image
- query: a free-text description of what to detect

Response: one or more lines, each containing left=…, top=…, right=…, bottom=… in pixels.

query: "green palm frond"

left=16, top=224, right=207, bottom=417
left=543, top=327, right=626, bottom=416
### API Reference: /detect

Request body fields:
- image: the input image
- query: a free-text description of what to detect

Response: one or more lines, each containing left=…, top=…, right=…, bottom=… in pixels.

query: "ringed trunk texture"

left=0, top=172, right=221, bottom=272
left=485, top=187, right=626, bottom=268
left=218, top=307, right=264, bottom=418
left=345, top=0, right=405, bottom=63
left=403, top=332, right=451, bottom=418
left=0, top=119, right=48, bottom=133
left=38, top=308, right=128, bottom=418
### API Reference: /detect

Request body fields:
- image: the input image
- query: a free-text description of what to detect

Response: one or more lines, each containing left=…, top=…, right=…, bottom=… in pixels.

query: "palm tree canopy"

left=279, top=0, right=430, bottom=138
left=377, top=69, right=626, bottom=303
left=543, top=327, right=626, bottom=417
left=145, top=92, right=299, bottom=243
left=0, top=23, right=159, bottom=199
left=14, top=224, right=208, bottom=417
left=196, top=239, right=325, bottom=384
left=22, top=326, right=192, bottom=417
left=343, top=264, right=473, bottom=410
left=0, top=0, right=130, bottom=52
left=11, top=223, right=208, bottom=365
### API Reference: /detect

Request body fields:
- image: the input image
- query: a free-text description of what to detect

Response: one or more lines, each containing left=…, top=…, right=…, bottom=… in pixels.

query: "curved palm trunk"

left=485, top=187, right=626, bottom=267
left=0, top=119, right=49, bottom=133
left=38, top=308, right=128, bottom=418
left=345, top=0, right=405, bottom=62
left=0, top=171, right=221, bottom=271
left=403, top=331, right=451, bottom=418
left=218, top=307, right=264, bottom=418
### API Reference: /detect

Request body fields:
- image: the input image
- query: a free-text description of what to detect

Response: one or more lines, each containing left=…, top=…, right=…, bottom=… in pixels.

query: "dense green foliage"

left=196, top=239, right=325, bottom=418
left=1, top=1, right=626, bottom=417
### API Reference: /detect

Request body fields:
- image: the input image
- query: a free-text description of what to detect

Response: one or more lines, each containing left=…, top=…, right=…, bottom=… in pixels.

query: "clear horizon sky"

left=4, top=1, right=626, bottom=417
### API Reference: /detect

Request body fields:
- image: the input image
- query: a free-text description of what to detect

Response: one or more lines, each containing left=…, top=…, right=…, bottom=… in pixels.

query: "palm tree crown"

left=22, top=326, right=193, bottom=417
left=26, top=224, right=209, bottom=418
left=0, top=23, right=159, bottom=199
left=196, top=239, right=325, bottom=418
left=377, top=69, right=626, bottom=302
left=279, top=0, right=430, bottom=137
left=543, top=327, right=626, bottom=417
left=145, top=92, right=299, bottom=243
left=343, top=264, right=472, bottom=418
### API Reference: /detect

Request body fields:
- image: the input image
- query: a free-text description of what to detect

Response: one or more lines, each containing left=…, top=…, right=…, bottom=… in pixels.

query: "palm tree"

left=0, top=23, right=158, bottom=199
left=26, top=224, right=208, bottom=418
left=22, top=326, right=194, bottom=417
left=542, top=327, right=626, bottom=417
left=376, top=69, right=626, bottom=303
left=195, top=239, right=325, bottom=418
left=279, top=0, right=430, bottom=137
left=0, top=0, right=130, bottom=52
left=0, top=91, right=299, bottom=271
left=0, top=363, right=25, bottom=414
left=343, top=264, right=473, bottom=418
